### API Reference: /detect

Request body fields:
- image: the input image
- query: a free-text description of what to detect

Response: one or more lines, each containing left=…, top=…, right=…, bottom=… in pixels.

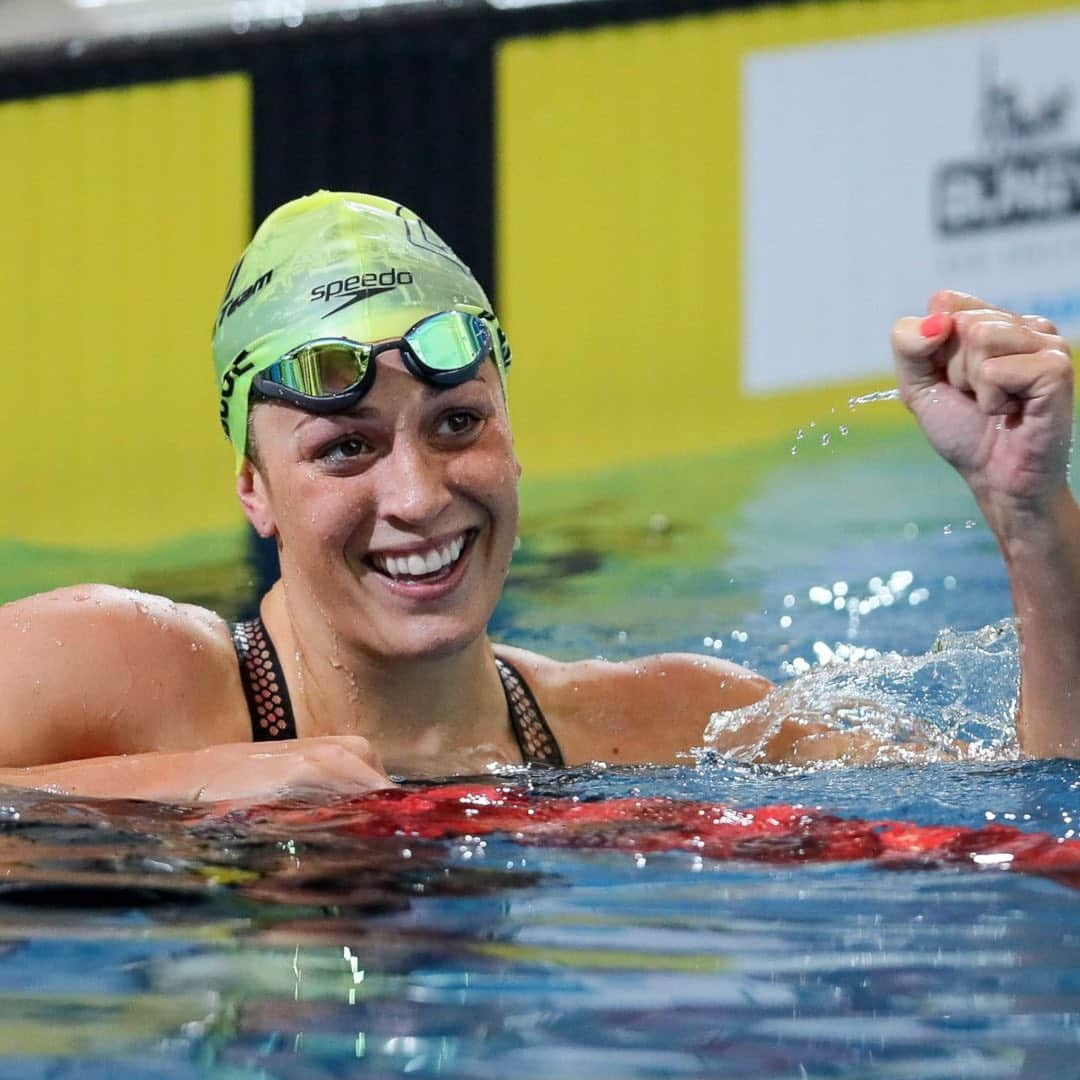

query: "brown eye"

left=321, top=437, right=372, bottom=464
left=437, top=411, right=481, bottom=437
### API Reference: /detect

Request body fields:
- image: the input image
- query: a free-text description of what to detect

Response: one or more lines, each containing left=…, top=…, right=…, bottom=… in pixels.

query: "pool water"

left=0, top=418, right=1078, bottom=1078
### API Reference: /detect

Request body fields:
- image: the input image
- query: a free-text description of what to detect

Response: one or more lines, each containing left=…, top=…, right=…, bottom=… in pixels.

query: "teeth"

left=372, top=533, right=469, bottom=580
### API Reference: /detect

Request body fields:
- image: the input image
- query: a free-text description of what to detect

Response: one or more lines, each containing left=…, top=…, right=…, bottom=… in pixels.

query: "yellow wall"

left=0, top=74, right=250, bottom=548
left=497, top=0, right=1080, bottom=475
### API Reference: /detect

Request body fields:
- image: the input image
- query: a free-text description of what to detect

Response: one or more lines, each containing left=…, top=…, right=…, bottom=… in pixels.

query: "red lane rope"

left=227, top=785, right=1080, bottom=885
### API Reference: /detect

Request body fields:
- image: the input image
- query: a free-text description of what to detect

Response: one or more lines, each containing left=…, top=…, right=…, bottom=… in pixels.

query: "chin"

left=372, top=617, right=487, bottom=662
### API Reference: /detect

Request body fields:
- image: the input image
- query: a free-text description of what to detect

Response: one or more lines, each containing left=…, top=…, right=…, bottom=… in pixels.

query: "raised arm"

left=892, top=290, right=1080, bottom=757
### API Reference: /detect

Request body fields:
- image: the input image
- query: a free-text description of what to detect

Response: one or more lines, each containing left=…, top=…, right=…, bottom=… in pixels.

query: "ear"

left=236, top=460, right=277, bottom=539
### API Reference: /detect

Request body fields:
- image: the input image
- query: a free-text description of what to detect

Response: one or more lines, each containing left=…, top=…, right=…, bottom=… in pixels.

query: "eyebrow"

left=289, top=376, right=490, bottom=432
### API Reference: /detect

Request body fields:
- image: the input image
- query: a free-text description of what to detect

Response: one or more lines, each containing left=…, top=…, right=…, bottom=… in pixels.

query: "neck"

left=258, top=582, right=514, bottom=770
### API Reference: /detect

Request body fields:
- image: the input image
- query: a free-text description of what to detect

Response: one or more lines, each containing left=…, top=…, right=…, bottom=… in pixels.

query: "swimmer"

left=0, top=192, right=1076, bottom=801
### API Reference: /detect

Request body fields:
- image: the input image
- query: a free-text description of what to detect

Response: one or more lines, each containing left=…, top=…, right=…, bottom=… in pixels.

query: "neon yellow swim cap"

left=211, top=191, right=505, bottom=469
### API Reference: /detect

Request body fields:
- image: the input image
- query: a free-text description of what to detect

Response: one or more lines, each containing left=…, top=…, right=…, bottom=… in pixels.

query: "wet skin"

left=0, top=291, right=1077, bottom=800
left=0, top=347, right=770, bottom=794
left=240, top=351, right=521, bottom=664
left=236, top=353, right=768, bottom=774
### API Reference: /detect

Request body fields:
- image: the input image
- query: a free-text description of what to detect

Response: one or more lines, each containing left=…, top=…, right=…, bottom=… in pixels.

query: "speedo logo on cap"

left=311, top=268, right=414, bottom=319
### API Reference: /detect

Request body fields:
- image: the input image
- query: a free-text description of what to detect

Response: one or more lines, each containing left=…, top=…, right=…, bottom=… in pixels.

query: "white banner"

left=741, top=12, right=1080, bottom=393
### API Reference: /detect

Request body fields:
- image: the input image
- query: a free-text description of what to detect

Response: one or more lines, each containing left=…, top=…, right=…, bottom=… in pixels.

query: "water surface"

left=1, top=421, right=1077, bottom=1078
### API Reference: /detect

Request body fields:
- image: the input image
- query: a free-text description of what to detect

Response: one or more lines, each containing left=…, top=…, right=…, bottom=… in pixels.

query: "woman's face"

left=240, top=352, right=520, bottom=661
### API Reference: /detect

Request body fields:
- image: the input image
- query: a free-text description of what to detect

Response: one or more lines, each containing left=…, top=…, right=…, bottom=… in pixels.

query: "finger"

left=949, top=319, right=1047, bottom=393
left=977, top=348, right=1074, bottom=406
left=971, top=371, right=1022, bottom=416
left=929, top=290, right=1038, bottom=330
left=928, top=290, right=1064, bottom=337
left=892, top=313, right=954, bottom=397
left=927, top=289, right=999, bottom=316
left=1021, top=313, right=1059, bottom=335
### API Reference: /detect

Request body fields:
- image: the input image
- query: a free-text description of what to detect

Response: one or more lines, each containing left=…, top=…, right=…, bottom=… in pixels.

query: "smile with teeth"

left=369, top=533, right=470, bottom=582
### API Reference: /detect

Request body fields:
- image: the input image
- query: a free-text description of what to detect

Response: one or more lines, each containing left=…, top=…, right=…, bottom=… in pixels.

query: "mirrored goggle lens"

left=405, top=311, right=490, bottom=374
left=263, top=342, right=371, bottom=396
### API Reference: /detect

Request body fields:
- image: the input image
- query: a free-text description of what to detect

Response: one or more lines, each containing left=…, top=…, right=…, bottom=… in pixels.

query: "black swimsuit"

left=230, top=617, right=565, bottom=766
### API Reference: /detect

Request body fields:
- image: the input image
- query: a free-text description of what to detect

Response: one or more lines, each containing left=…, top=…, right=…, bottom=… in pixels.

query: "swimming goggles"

left=249, top=308, right=496, bottom=414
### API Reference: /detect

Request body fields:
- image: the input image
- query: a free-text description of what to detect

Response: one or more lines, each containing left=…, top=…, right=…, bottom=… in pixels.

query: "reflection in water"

left=0, top=772, right=1075, bottom=1075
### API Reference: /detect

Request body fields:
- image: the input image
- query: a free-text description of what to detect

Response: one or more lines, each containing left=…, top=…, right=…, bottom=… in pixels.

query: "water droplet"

left=790, top=445, right=798, bottom=456
left=943, top=524, right=953, bottom=535
left=964, top=519, right=977, bottom=529
left=821, top=433, right=831, bottom=447
left=839, top=425, right=849, bottom=436
left=796, top=428, right=805, bottom=440
left=848, top=387, right=900, bottom=407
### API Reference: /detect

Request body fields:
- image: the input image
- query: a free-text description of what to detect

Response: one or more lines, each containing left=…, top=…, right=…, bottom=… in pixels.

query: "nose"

left=374, top=436, right=453, bottom=528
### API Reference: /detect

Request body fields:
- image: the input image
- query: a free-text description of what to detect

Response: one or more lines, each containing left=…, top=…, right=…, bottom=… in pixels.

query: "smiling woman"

left=0, top=191, right=1078, bottom=801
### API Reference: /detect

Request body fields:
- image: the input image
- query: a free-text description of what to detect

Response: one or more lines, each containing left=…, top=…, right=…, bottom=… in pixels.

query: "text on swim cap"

left=310, top=268, right=414, bottom=303
left=217, top=268, right=274, bottom=330
left=219, top=350, right=256, bottom=436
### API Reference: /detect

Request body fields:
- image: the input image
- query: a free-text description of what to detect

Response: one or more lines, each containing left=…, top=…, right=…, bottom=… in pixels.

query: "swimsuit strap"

left=230, top=618, right=563, bottom=765
left=495, top=656, right=565, bottom=767
left=231, top=616, right=298, bottom=741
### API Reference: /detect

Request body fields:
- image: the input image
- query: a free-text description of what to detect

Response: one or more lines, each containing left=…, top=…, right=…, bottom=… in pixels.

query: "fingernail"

left=920, top=314, right=950, bottom=338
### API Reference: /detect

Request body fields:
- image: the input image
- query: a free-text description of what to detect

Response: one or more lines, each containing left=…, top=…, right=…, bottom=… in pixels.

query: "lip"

left=365, top=528, right=479, bottom=602
left=367, top=528, right=473, bottom=561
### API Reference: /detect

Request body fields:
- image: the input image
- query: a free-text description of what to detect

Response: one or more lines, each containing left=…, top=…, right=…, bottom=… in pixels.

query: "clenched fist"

left=892, top=290, right=1074, bottom=524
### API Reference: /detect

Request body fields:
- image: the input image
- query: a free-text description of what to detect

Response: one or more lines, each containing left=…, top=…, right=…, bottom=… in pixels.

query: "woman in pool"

left=0, top=192, right=1077, bottom=801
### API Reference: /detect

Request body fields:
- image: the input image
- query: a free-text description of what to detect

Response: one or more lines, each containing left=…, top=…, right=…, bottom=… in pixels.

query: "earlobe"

left=236, top=461, right=277, bottom=539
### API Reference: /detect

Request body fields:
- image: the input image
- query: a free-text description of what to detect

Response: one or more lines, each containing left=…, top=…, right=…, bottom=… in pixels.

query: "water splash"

left=848, top=388, right=901, bottom=407
left=703, top=620, right=1020, bottom=766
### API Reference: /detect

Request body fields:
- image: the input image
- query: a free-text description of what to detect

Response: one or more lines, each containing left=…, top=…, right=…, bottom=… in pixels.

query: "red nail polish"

left=920, top=314, right=949, bottom=338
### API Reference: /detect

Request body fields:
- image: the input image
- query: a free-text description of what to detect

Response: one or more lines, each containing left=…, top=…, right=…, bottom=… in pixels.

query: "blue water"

left=0, top=423, right=1077, bottom=1078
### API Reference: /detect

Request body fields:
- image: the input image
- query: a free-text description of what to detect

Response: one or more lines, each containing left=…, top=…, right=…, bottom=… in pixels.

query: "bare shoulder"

left=494, top=645, right=771, bottom=765
left=0, top=584, right=248, bottom=764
